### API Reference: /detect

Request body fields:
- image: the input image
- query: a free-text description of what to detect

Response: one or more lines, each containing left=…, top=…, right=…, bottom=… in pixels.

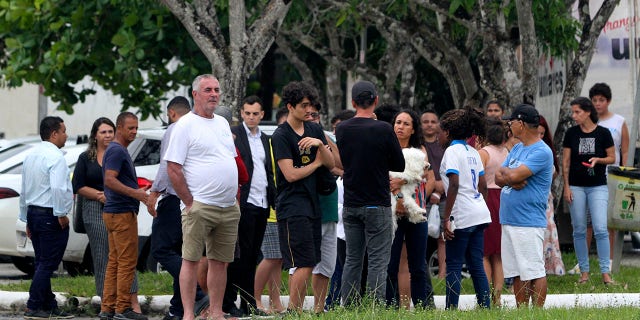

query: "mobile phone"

left=581, top=161, right=591, bottom=167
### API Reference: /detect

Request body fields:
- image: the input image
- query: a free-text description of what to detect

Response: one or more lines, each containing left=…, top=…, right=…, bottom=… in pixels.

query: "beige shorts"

left=181, top=200, right=240, bottom=262
left=501, top=225, right=546, bottom=281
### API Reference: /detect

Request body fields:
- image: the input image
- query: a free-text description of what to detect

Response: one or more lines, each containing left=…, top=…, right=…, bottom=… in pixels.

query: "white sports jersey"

left=440, top=140, right=491, bottom=229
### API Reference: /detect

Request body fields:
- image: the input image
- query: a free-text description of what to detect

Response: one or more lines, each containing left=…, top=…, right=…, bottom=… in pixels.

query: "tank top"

left=598, top=113, right=625, bottom=166
left=481, top=144, right=509, bottom=189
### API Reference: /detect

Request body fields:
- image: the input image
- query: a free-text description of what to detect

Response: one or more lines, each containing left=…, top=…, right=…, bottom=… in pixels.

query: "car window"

left=3, top=163, right=22, bottom=174
left=133, top=139, right=161, bottom=166
left=0, top=144, right=31, bottom=163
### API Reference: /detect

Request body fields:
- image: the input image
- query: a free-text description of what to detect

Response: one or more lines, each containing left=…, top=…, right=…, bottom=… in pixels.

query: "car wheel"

left=10, top=256, right=34, bottom=277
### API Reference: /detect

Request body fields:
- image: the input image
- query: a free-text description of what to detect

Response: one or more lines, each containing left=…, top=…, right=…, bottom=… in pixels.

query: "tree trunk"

left=161, top=0, right=291, bottom=113
left=515, top=0, right=539, bottom=103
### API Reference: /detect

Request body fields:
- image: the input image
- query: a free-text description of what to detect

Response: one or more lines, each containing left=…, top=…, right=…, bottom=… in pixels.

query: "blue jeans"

left=386, top=218, right=434, bottom=308
left=151, top=195, right=205, bottom=316
left=27, top=206, right=69, bottom=311
left=569, top=185, right=610, bottom=273
left=341, top=206, right=393, bottom=305
left=445, top=223, right=490, bottom=309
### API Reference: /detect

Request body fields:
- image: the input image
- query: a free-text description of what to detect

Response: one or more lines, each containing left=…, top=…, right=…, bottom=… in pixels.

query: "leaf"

left=50, top=19, right=65, bottom=31
left=135, top=48, right=144, bottom=60
left=124, top=13, right=139, bottom=27
left=111, top=32, right=127, bottom=47
left=449, top=0, right=462, bottom=15
left=4, top=37, right=19, bottom=49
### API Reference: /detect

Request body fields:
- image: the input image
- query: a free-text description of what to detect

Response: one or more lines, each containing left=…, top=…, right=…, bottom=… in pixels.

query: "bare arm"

left=77, top=186, right=106, bottom=204
left=587, top=146, right=615, bottom=166
left=299, top=137, right=335, bottom=169
left=326, top=136, right=343, bottom=176
left=495, top=165, right=532, bottom=190
left=443, top=173, right=458, bottom=240
left=277, top=157, right=322, bottom=183
left=621, top=121, right=630, bottom=166
left=479, top=149, right=490, bottom=168
left=479, top=174, right=488, bottom=200
left=167, top=161, right=193, bottom=208
left=104, top=169, right=148, bottom=203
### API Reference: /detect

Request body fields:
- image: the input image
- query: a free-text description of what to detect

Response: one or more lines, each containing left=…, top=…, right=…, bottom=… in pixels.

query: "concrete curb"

left=2, top=291, right=640, bottom=312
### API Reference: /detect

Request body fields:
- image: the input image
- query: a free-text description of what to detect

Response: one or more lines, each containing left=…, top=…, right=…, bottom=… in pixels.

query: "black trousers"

left=222, top=203, right=269, bottom=313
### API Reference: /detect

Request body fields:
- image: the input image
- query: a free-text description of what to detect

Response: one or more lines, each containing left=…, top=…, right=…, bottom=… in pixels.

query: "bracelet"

left=431, top=193, right=440, bottom=199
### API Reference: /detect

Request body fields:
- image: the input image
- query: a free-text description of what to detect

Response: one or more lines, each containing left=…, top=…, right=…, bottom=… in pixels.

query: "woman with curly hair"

left=439, top=107, right=491, bottom=309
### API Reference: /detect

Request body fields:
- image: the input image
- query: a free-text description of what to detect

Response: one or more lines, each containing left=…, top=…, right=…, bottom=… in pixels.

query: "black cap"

left=351, top=81, right=377, bottom=100
left=502, top=104, right=540, bottom=125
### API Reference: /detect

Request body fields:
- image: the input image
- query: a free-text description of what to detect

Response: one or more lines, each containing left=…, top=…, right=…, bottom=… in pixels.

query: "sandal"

left=577, top=278, right=589, bottom=284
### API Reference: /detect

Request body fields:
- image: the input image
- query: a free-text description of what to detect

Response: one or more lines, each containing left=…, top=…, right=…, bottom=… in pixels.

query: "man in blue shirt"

left=496, top=104, right=553, bottom=308
left=101, top=112, right=149, bottom=320
left=20, top=116, right=74, bottom=319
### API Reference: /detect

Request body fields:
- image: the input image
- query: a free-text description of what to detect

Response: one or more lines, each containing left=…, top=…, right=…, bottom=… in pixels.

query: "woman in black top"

left=72, top=117, right=141, bottom=310
left=562, top=97, right=615, bottom=285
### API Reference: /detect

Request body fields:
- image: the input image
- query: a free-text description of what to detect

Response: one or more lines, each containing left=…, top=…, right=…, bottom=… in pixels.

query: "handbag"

left=427, top=204, right=440, bottom=238
left=72, top=194, right=86, bottom=234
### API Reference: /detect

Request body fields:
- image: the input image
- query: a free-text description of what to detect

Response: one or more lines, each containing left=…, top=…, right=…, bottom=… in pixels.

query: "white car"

left=3, top=129, right=163, bottom=276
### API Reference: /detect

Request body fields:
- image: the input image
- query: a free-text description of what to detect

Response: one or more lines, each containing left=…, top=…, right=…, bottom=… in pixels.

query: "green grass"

left=0, top=270, right=174, bottom=297
left=279, top=306, right=639, bottom=319
left=0, top=252, right=637, bottom=310
left=430, top=252, right=639, bottom=296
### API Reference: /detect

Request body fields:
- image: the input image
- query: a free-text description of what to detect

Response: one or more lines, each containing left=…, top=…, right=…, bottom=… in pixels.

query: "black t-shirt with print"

left=563, top=125, right=614, bottom=186
left=271, top=121, right=327, bottom=220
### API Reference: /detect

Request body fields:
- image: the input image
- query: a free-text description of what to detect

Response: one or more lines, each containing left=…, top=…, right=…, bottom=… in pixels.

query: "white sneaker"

left=567, top=263, right=580, bottom=275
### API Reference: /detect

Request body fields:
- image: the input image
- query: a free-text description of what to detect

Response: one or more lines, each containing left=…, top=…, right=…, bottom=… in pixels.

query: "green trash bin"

left=607, top=166, right=640, bottom=231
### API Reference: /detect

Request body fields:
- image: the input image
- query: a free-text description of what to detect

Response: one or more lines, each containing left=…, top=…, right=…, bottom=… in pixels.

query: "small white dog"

left=390, top=147, right=429, bottom=232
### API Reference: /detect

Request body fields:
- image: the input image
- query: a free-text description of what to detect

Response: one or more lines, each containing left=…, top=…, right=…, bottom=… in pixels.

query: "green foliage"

left=532, top=0, right=580, bottom=57
left=500, top=0, right=580, bottom=57
left=450, top=0, right=476, bottom=15
left=0, top=0, right=209, bottom=119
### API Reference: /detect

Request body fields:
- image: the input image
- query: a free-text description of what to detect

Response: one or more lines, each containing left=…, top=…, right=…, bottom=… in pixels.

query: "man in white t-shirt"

left=165, top=74, right=240, bottom=320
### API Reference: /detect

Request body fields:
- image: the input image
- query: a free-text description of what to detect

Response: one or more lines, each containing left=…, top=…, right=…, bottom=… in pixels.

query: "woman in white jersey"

left=439, top=107, right=491, bottom=309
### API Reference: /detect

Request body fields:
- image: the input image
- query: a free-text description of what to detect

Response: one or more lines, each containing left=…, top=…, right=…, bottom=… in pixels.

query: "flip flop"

left=577, top=278, right=589, bottom=284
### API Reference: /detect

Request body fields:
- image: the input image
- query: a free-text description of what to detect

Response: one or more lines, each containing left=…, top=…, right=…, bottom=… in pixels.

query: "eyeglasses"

left=310, top=112, right=320, bottom=119
left=507, top=120, right=522, bottom=127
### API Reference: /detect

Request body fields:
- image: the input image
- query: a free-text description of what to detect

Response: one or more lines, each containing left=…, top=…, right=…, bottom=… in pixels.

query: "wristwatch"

left=394, top=192, right=404, bottom=200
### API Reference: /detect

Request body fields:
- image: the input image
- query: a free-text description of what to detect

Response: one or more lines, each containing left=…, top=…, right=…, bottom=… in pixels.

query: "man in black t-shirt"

left=336, top=81, right=405, bottom=305
left=271, top=81, right=335, bottom=313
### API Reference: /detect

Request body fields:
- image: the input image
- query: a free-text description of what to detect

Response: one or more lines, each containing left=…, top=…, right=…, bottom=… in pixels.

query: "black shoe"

left=162, top=312, right=183, bottom=320
left=194, top=294, right=210, bottom=316
left=226, top=306, right=246, bottom=318
left=98, top=311, right=115, bottom=320
left=24, top=310, right=51, bottom=320
left=113, top=308, right=148, bottom=320
left=250, top=308, right=274, bottom=319
left=50, top=308, right=74, bottom=319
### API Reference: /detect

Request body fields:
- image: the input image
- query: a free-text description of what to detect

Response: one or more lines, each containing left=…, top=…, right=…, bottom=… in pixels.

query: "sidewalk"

left=1, top=292, right=640, bottom=313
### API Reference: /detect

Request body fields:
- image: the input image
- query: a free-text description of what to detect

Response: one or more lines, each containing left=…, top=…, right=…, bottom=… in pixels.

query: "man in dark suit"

left=223, top=95, right=276, bottom=317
